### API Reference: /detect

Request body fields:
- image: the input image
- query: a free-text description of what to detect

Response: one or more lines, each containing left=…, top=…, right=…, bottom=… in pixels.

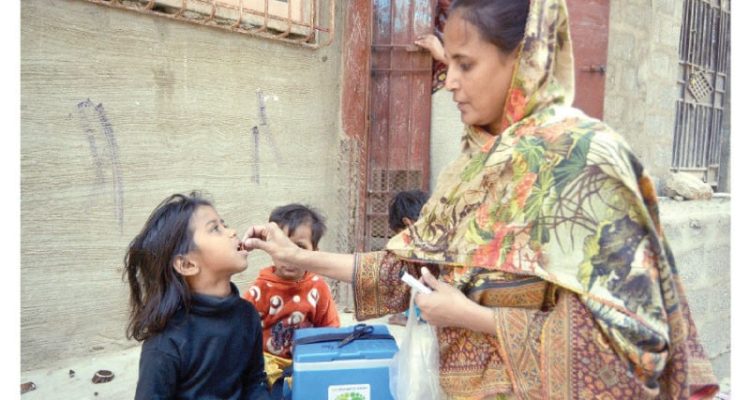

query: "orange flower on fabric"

left=401, top=231, right=412, bottom=245
left=475, top=203, right=491, bottom=228
left=539, top=118, right=579, bottom=143
left=506, top=88, right=527, bottom=124
left=480, top=135, right=499, bottom=154
left=513, top=122, right=537, bottom=138
left=514, top=172, right=538, bottom=210
left=471, top=225, right=509, bottom=267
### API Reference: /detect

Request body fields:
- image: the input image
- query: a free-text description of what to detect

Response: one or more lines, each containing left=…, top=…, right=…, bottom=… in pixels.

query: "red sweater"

left=242, top=266, right=341, bottom=359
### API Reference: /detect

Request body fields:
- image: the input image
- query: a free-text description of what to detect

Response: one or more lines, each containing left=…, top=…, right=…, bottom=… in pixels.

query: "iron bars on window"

left=80, top=0, right=335, bottom=48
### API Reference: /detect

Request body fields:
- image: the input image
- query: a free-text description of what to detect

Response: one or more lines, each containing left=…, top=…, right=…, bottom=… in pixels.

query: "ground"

left=19, top=312, right=404, bottom=399
left=19, top=311, right=731, bottom=399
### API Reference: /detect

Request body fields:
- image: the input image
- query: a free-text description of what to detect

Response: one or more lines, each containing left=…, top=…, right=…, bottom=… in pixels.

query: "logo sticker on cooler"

left=328, top=383, right=370, bottom=400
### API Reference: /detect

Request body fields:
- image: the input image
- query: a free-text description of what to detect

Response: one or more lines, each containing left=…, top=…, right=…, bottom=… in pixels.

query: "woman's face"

left=443, top=11, right=519, bottom=134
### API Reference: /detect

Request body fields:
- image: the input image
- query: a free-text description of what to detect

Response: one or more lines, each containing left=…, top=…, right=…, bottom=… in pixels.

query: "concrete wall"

left=659, top=197, right=731, bottom=387
left=603, top=0, right=684, bottom=191
left=20, top=0, right=348, bottom=371
left=429, top=89, right=462, bottom=191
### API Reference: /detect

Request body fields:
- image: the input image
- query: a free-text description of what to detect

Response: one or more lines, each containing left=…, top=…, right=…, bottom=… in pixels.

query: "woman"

left=243, top=0, right=719, bottom=398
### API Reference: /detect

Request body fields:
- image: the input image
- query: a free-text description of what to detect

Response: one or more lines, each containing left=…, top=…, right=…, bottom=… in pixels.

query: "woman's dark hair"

left=123, top=192, right=213, bottom=341
left=388, top=190, right=429, bottom=232
left=450, top=0, right=529, bottom=54
left=269, top=204, right=327, bottom=249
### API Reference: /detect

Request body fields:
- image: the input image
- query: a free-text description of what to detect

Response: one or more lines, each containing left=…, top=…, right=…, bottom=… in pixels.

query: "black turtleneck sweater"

left=135, top=283, right=270, bottom=400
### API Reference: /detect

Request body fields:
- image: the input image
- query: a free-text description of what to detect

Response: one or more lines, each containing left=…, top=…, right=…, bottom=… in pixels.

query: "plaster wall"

left=21, top=0, right=346, bottom=371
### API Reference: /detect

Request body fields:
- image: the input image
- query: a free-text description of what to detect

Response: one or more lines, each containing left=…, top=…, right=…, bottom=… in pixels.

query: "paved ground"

left=19, top=311, right=402, bottom=399
left=18, top=311, right=731, bottom=399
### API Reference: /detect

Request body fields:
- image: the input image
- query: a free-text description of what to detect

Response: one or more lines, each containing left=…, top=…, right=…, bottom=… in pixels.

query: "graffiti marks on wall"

left=250, top=89, right=284, bottom=184
left=76, top=99, right=124, bottom=233
left=251, top=125, right=261, bottom=184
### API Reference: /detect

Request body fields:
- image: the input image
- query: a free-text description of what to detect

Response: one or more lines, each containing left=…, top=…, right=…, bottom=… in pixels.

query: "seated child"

left=243, top=204, right=340, bottom=394
left=125, top=192, right=269, bottom=400
left=387, top=190, right=429, bottom=326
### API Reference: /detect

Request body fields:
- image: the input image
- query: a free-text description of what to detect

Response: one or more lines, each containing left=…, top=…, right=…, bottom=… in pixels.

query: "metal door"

left=672, top=0, right=730, bottom=187
left=567, top=0, right=611, bottom=120
left=364, top=0, right=433, bottom=251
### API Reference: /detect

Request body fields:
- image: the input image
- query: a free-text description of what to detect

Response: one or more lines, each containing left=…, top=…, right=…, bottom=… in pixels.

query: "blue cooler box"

left=290, top=324, right=398, bottom=400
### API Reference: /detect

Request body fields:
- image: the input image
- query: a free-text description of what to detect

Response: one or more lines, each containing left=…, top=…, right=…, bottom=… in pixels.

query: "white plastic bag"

left=389, top=288, right=446, bottom=400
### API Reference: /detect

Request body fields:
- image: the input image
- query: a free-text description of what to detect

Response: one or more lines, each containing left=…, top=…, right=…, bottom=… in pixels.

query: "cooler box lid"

left=292, top=324, right=398, bottom=364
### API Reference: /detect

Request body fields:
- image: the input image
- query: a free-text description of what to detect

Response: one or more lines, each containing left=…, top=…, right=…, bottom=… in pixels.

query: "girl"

left=124, top=192, right=269, bottom=399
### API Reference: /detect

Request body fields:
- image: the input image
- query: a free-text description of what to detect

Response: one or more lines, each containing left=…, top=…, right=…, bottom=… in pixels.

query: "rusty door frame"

left=341, top=0, right=373, bottom=252
left=341, top=0, right=432, bottom=252
left=364, top=0, right=433, bottom=251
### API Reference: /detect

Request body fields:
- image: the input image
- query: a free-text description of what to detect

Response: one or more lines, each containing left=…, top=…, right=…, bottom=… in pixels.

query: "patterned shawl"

left=380, top=0, right=718, bottom=398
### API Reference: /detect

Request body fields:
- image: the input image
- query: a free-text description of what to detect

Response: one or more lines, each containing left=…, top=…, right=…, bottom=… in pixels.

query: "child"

left=125, top=193, right=269, bottom=400
left=387, top=190, right=429, bottom=326
left=388, top=189, right=429, bottom=235
left=243, top=204, right=340, bottom=396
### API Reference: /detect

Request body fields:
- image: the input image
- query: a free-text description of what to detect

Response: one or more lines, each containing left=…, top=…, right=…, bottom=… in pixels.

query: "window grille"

left=80, top=0, right=335, bottom=48
left=672, top=0, right=730, bottom=187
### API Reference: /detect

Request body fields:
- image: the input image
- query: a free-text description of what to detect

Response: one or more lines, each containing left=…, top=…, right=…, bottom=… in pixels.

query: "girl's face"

left=187, top=205, right=249, bottom=278
left=443, top=11, right=519, bottom=135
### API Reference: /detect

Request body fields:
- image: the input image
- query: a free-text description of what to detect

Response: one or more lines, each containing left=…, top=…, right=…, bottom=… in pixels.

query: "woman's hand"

left=241, top=222, right=298, bottom=265
left=414, top=267, right=472, bottom=328
left=414, top=34, right=446, bottom=63
left=415, top=267, right=497, bottom=335
left=242, top=223, right=356, bottom=282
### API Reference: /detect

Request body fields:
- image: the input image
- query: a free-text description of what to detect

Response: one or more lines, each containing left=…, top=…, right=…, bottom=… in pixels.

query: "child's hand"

left=414, top=34, right=446, bottom=63
left=242, top=222, right=299, bottom=264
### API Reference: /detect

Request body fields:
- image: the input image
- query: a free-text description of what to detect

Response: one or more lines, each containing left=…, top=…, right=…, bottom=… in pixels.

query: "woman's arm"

left=242, top=223, right=355, bottom=282
left=245, top=225, right=492, bottom=332
left=292, top=249, right=355, bottom=283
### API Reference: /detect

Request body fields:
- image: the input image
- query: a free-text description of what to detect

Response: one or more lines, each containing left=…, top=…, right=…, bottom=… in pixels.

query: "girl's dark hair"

left=450, top=0, right=529, bottom=54
left=123, top=192, right=213, bottom=341
left=388, top=190, right=429, bottom=231
left=269, top=204, right=327, bottom=249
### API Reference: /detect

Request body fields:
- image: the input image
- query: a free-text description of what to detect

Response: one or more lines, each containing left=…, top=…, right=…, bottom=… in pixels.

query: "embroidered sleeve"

left=352, top=251, right=423, bottom=321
